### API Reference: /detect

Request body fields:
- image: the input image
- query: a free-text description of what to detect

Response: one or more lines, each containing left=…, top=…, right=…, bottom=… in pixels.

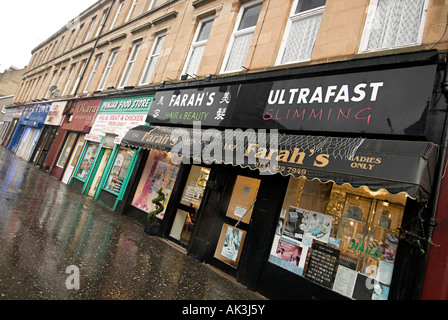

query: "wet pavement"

left=0, top=147, right=266, bottom=301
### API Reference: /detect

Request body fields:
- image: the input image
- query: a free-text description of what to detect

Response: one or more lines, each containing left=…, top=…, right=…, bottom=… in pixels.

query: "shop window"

left=104, top=148, right=135, bottom=195
left=268, top=176, right=406, bottom=300
left=276, top=0, right=325, bottom=65
left=131, top=150, right=180, bottom=216
left=75, top=142, right=100, bottom=180
left=220, top=0, right=262, bottom=73
left=181, top=16, right=214, bottom=79
left=359, top=0, right=428, bottom=53
left=139, top=33, right=166, bottom=85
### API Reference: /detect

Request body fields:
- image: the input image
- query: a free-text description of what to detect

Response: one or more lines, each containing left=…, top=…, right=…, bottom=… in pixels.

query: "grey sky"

left=0, top=0, right=98, bottom=71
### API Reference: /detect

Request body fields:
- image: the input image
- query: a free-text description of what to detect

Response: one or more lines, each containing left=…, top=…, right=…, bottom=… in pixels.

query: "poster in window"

left=283, top=207, right=333, bottom=245
left=214, top=224, right=247, bottom=268
left=225, top=176, right=260, bottom=224
left=268, top=235, right=308, bottom=276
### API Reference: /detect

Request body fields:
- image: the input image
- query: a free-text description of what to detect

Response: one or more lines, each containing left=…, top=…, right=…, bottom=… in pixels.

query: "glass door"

left=169, top=165, right=211, bottom=247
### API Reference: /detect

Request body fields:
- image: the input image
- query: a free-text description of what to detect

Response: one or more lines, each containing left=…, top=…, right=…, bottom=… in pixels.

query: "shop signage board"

left=148, top=85, right=239, bottom=127
left=61, top=99, right=101, bottom=132
left=19, top=103, right=51, bottom=128
left=85, top=95, right=153, bottom=144
left=149, top=64, right=436, bottom=137
left=44, top=101, right=67, bottom=126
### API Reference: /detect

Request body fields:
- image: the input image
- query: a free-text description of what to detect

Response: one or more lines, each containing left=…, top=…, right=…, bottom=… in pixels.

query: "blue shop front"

left=8, top=103, right=51, bottom=161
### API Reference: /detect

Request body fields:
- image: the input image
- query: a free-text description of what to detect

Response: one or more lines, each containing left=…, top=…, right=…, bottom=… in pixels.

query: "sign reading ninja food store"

left=149, top=64, right=436, bottom=137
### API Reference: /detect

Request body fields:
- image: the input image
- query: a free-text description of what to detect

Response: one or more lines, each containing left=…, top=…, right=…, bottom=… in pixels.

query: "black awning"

left=122, top=125, right=439, bottom=201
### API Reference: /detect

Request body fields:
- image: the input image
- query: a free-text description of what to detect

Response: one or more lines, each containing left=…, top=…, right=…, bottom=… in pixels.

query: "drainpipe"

left=417, top=53, right=448, bottom=299
left=72, top=0, right=116, bottom=96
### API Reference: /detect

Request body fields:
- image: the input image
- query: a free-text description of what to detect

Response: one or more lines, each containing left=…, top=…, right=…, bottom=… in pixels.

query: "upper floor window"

left=359, top=0, right=428, bottom=53
left=181, top=16, right=214, bottom=78
left=148, top=0, right=168, bottom=11
left=126, top=0, right=139, bottom=22
left=276, top=0, right=326, bottom=64
left=95, top=10, right=109, bottom=38
left=98, top=49, right=119, bottom=90
left=62, top=63, right=77, bottom=96
left=119, top=40, right=142, bottom=88
left=276, top=0, right=326, bottom=65
left=110, top=1, right=125, bottom=31
left=139, top=33, right=166, bottom=85
left=84, top=17, right=97, bottom=43
left=83, top=54, right=103, bottom=93
left=72, top=24, right=85, bottom=49
left=220, top=0, right=263, bottom=73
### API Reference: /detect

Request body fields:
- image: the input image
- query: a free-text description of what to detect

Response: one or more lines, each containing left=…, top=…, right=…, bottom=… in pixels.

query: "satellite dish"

left=49, top=86, right=58, bottom=93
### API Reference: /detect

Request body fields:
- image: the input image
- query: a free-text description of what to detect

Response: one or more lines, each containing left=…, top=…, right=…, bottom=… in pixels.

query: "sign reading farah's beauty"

left=148, top=85, right=238, bottom=126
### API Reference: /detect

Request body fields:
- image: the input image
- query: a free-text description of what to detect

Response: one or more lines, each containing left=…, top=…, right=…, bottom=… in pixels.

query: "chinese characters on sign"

left=149, top=86, right=236, bottom=126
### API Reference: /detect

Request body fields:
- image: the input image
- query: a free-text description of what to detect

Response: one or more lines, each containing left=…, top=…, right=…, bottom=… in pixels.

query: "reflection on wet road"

left=0, top=148, right=264, bottom=300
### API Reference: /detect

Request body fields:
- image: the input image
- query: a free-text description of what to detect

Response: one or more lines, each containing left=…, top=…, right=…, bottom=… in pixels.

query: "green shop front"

left=69, top=95, right=153, bottom=210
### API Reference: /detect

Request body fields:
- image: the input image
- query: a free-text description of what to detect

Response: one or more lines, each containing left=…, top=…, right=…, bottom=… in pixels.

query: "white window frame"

left=125, top=0, right=138, bottom=23
left=118, top=41, right=142, bottom=88
left=95, top=10, right=108, bottom=38
left=181, top=15, right=214, bottom=79
left=62, top=63, right=77, bottom=96
left=83, top=54, right=103, bottom=93
left=220, top=0, right=263, bottom=74
left=98, top=49, right=119, bottom=91
left=275, top=0, right=325, bottom=66
left=139, top=33, right=166, bottom=85
left=109, top=1, right=125, bottom=31
left=148, top=0, right=166, bottom=11
left=72, top=23, right=85, bottom=49
left=71, top=61, right=87, bottom=96
left=358, top=0, right=429, bottom=53
left=84, top=16, right=96, bottom=43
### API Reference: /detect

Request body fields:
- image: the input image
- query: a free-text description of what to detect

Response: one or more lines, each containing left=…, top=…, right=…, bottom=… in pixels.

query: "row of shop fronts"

left=1, top=50, right=447, bottom=300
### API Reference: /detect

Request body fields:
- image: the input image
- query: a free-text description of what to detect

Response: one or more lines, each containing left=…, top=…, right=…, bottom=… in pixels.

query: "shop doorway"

left=61, top=134, right=85, bottom=184
left=168, top=165, right=211, bottom=247
left=207, top=172, right=261, bottom=276
left=87, top=148, right=112, bottom=197
left=16, top=127, right=41, bottom=161
left=32, top=126, right=58, bottom=167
